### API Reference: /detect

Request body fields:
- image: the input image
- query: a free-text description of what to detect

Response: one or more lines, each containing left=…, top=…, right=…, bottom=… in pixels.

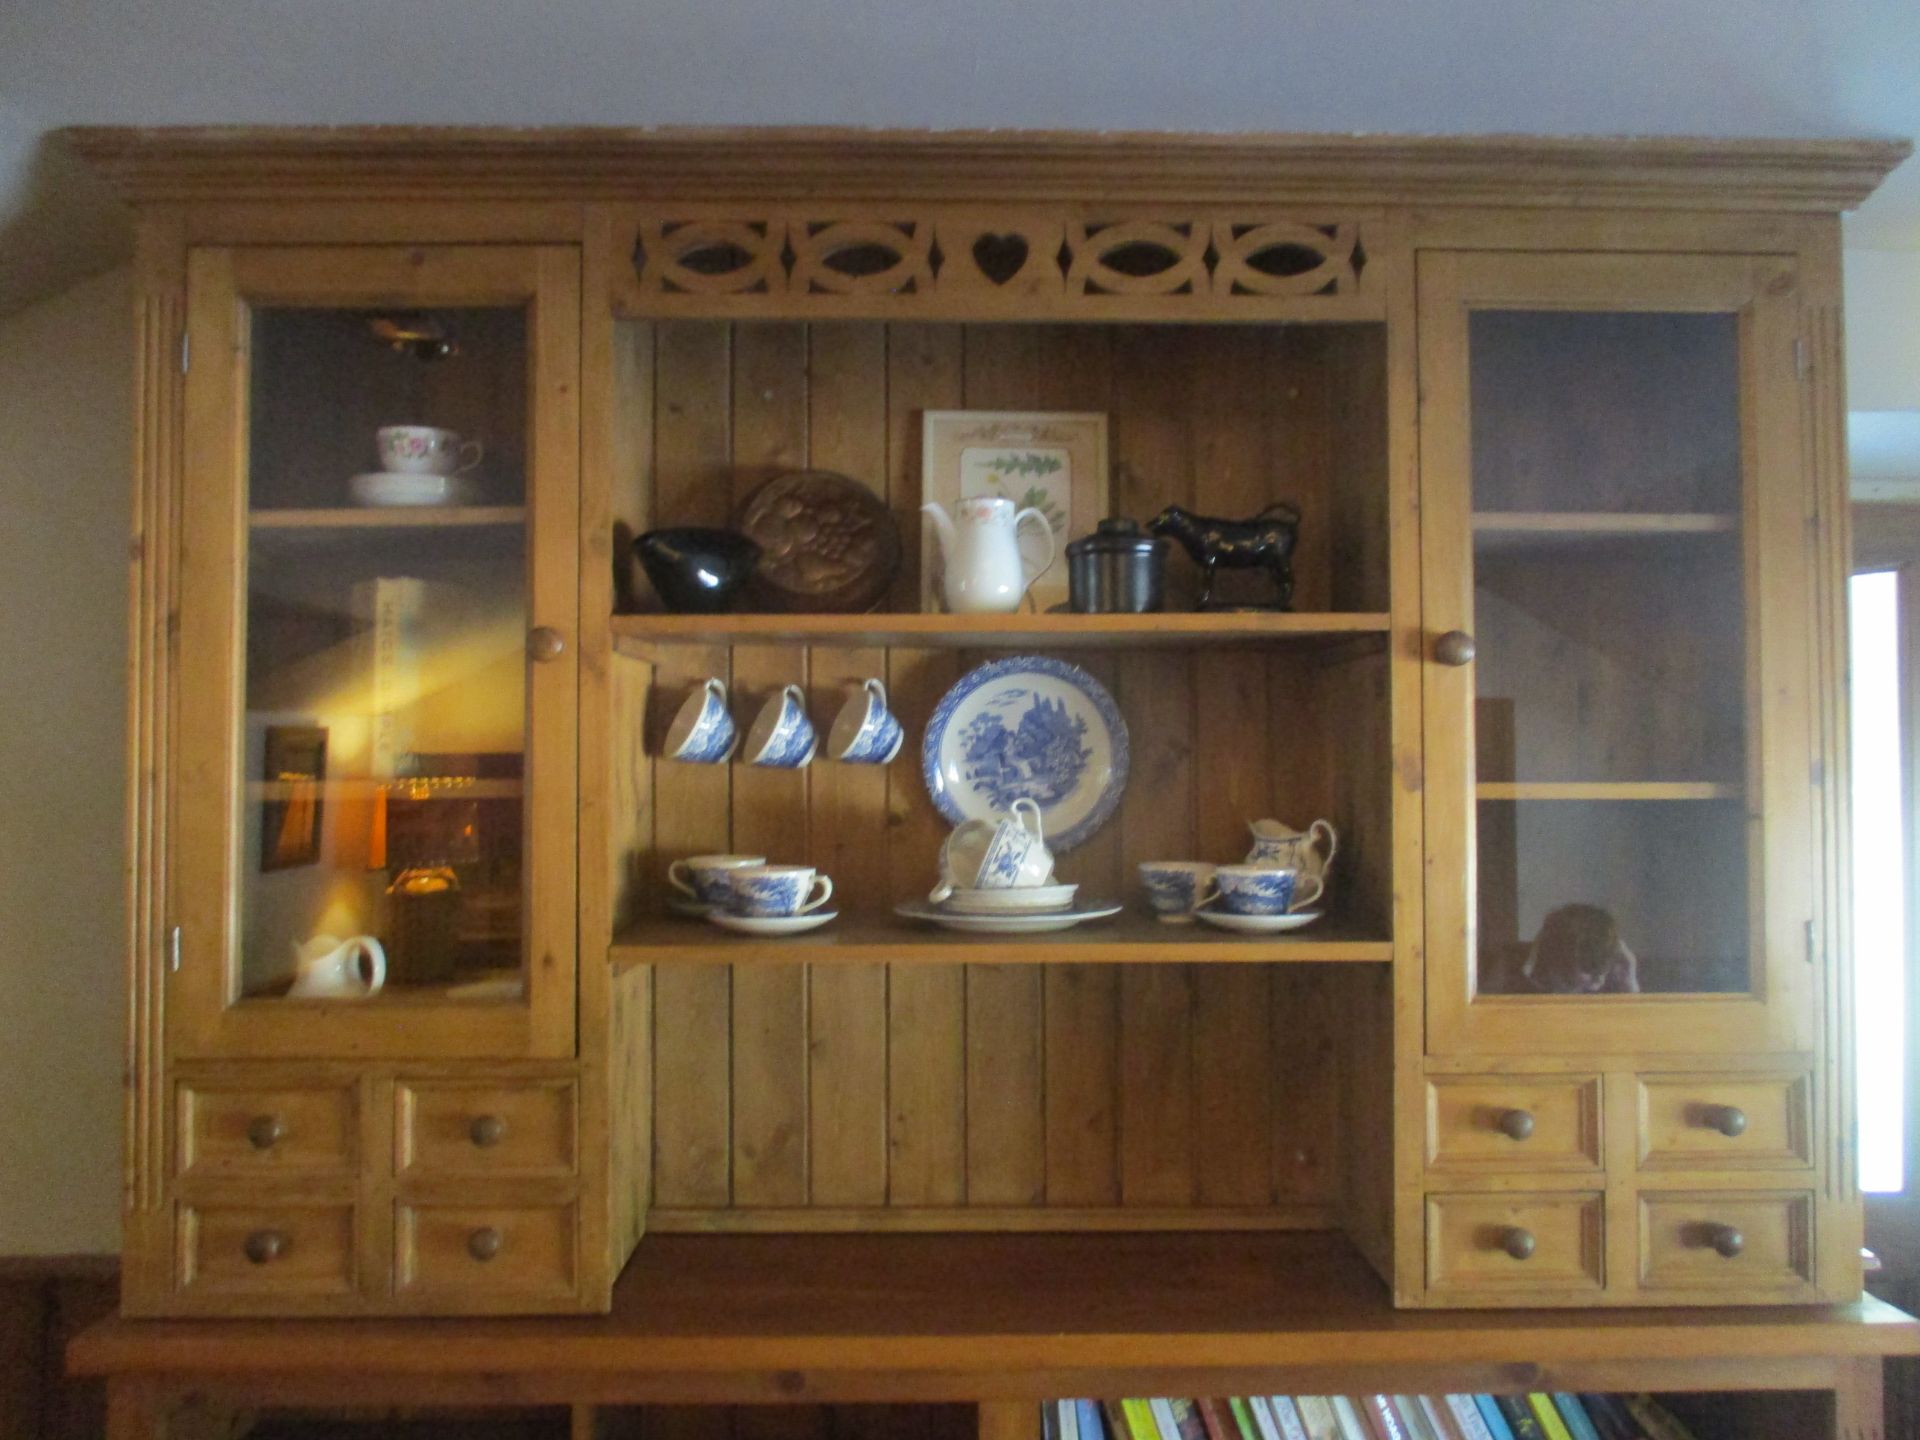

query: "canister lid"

left=1066, top=517, right=1167, bottom=558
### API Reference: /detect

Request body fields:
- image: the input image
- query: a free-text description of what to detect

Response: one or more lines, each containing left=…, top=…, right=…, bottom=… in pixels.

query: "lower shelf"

left=609, top=911, right=1393, bottom=967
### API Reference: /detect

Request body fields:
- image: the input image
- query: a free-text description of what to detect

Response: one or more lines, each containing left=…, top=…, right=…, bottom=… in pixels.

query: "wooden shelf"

left=1476, top=781, right=1743, bottom=802
left=611, top=909, right=1391, bottom=968
left=1473, top=511, right=1738, bottom=556
left=239, top=969, right=523, bottom=1004
left=246, top=778, right=523, bottom=801
left=69, top=1231, right=1920, bottom=1394
left=250, top=505, right=526, bottom=529
left=611, top=610, right=1391, bottom=654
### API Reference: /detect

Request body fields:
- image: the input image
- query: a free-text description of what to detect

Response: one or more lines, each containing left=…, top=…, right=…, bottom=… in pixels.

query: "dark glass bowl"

left=633, top=528, right=761, bottom=614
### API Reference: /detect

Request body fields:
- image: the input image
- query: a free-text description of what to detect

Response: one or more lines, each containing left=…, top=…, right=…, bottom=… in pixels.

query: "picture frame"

left=920, top=411, right=1109, bottom=613
left=260, top=724, right=328, bottom=872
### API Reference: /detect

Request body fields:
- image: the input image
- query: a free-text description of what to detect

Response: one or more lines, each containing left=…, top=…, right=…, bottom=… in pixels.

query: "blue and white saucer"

left=921, top=655, right=1128, bottom=851
left=705, top=909, right=838, bottom=936
left=1193, top=907, right=1323, bottom=934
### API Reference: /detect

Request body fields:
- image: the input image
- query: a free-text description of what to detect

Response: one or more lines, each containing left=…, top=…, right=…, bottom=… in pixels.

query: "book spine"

left=1104, top=1400, right=1138, bottom=1440
left=1197, top=1398, right=1235, bottom=1440
left=1249, top=1397, right=1287, bottom=1440
left=1526, top=1397, right=1572, bottom=1440
left=1296, top=1398, right=1342, bottom=1440
left=1045, top=1402, right=1061, bottom=1440
left=1171, top=1400, right=1209, bottom=1440
left=1421, top=1397, right=1466, bottom=1440
left=1549, top=1396, right=1602, bottom=1440
left=1080, top=1401, right=1109, bottom=1440
left=1123, top=1399, right=1159, bottom=1440
left=1150, top=1399, right=1183, bottom=1440
left=1622, top=1398, right=1697, bottom=1440
left=1328, top=1397, right=1373, bottom=1440
left=1365, top=1396, right=1409, bottom=1440
left=1268, top=1398, right=1311, bottom=1440
left=1391, top=1397, right=1436, bottom=1440
left=1491, top=1398, right=1544, bottom=1440
left=1062, top=1400, right=1082, bottom=1440
left=1472, top=1397, right=1516, bottom=1440
left=1574, top=1397, right=1638, bottom=1440
left=1230, top=1398, right=1263, bottom=1440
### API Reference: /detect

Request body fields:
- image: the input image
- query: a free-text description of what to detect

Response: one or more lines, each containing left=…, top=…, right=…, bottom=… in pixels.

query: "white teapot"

left=922, top=497, right=1057, bottom=614
left=1245, top=818, right=1338, bottom=879
left=287, top=934, right=386, bottom=999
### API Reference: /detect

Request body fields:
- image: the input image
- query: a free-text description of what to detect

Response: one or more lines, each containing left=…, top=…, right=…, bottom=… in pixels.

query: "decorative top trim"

left=60, top=125, right=1910, bottom=213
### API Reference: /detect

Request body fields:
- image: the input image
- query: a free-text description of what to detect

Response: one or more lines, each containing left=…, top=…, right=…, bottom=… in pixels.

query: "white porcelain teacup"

left=930, top=799, right=1053, bottom=902
left=378, top=425, right=483, bottom=477
left=286, top=934, right=386, bottom=999
left=668, top=854, right=767, bottom=908
left=726, top=865, right=834, bottom=917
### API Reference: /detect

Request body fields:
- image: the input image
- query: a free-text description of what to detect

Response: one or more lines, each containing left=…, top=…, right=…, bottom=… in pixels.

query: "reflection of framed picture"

left=921, top=411, right=1108, bottom=613
left=260, top=725, right=327, bottom=872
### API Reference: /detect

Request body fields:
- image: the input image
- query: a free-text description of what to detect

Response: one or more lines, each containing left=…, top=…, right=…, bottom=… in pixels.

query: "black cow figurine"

left=1148, top=501, right=1302, bottom=610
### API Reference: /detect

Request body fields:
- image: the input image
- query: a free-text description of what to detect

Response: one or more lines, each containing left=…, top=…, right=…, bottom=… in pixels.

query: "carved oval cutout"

left=820, top=242, right=907, bottom=279
left=1067, top=221, right=1206, bottom=296
left=792, top=222, right=931, bottom=295
left=1244, top=242, right=1328, bottom=278
left=1097, top=240, right=1184, bottom=279
left=678, top=241, right=760, bottom=277
left=649, top=221, right=782, bottom=295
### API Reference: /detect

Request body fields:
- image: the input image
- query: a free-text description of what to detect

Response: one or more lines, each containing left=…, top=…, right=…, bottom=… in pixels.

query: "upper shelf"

left=611, top=610, right=1391, bottom=654
left=250, top=506, right=527, bottom=530
left=1473, top=511, right=1738, bottom=557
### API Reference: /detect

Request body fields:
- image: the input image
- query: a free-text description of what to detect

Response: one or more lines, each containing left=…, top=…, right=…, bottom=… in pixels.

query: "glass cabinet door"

left=172, top=246, right=579, bottom=1058
left=1419, top=251, right=1816, bottom=1054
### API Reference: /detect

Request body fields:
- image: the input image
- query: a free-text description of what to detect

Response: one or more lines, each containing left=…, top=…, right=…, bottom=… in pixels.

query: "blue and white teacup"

left=726, top=864, right=834, bottom=917
left=1204, top=863, right=1325, bottom=916
left=664, top=678, right=735, bottom=763
left=668, top=853, right=766, bottom=907
left=828, top=678, right=905, bottom=764
left=930, top=799, right=1052, bottom=901
left=744, top=684, right=817, bottom=768
left=1138, top=861, right=1218, bottom=924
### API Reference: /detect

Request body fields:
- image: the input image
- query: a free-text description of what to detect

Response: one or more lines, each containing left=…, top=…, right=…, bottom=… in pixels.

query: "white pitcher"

left=922, top=497, right=1057, bottom=614
left=287, top=934, right=386, bottom=999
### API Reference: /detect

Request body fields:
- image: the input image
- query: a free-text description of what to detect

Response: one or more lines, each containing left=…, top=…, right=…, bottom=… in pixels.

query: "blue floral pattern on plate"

left=921, top=656, right=1128, bottom=852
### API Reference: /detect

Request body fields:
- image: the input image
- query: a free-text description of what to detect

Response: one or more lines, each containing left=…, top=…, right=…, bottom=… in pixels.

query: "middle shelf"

left=610, top=910, right=1393, bottom=968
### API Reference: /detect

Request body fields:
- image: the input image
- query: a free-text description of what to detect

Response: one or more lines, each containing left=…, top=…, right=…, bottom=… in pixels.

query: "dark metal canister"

left=1066, top=518, right=1168, bottom=613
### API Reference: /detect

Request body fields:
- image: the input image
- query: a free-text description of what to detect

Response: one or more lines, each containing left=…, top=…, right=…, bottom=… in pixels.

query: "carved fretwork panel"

left=617, top=208, right=1379, bottom=320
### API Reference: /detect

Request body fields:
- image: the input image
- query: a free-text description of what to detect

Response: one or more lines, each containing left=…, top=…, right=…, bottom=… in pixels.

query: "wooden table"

left=70, top=1232, right=1920, bottom=1438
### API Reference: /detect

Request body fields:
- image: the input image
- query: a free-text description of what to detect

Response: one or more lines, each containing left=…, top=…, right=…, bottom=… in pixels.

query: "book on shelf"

left=1525, top=1395, right=1573, bottom=1440
left=1549, top=1395, right=1602, bottom=1440
left=1053, top=1394, right=1695, bottom=1440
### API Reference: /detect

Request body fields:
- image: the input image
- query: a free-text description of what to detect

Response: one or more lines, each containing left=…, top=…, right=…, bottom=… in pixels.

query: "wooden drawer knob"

left=527, top=626, right=567, bottom=662
left=1496, top=1108, right=1535, bottom=1141
left=243, top=1229, right=289, bottom=1265
left=1434, top=630, right=1476, bottom=666
left=1705, top=1224, right=1745, bottom=1259
left=469, top=1114, right=508, bottom=1148
left=1702, top=1105, right=1748, bottom=1138
left=245, top=1115, right=286, bottom=1150
left=1500, top=1226, right=1536, bottom=1261
left=467, top=1226, right=504, bottom=1262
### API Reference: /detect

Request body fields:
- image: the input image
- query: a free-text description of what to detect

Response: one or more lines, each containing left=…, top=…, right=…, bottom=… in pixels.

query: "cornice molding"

left=59, top=126, right=1911, bottom=213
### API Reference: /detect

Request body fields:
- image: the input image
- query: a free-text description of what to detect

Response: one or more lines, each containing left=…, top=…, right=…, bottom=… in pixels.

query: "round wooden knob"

left=1501, top=1227, right=1536, bottom=1261
left=245, top=1115, right=285, bottom=1151
left=469, top=1114, right=507, bottom=1148
left=1496, top=1108, right=1536, bottom=1141
left=1434, top=630, right=1476, bottom=667
left=467, top=1226, right=503, bottom=1262
left=1707, top=1224, right=1745, bottom=1259
left=1704, top=1105, right=1749, bottom=1138
left=243, top=1229, right=289, bottom=1265
left=527, top=626, right=566, bottom=662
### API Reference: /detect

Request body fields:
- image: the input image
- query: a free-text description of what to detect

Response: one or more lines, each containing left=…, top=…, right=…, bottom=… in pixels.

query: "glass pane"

left=1468, top=310, right=1749, bottom=996
left=1851, top=570, right=1906, bottom=1193
left=238, top=306, right=529, bottom=1001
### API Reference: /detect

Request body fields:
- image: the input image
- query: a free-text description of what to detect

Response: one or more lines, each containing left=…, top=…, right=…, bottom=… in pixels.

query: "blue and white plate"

left=921, top=655, right=1128, bottom=852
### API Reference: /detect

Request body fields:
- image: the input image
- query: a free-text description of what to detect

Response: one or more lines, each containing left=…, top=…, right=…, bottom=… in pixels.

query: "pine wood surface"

left=611, top=612, right=1391, bottom=652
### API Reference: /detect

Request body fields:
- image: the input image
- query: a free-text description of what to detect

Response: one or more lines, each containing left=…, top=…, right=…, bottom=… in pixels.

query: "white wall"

left=0, top=265, right=129, bottom=1254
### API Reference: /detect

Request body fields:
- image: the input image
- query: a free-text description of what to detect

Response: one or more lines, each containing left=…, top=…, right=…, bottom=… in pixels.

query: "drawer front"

left=394, top=1203, right=577, bottom=1302
left=1636, top=1073, right=1810, bottom=1170
left=1426, top=1075, right=1602, bottom=1171
left=1638, top=1190, right=1814, bottom=1294
left=396, top=1079, right=576, bottom=1179
left=178, top=1080, right=357, bottom=1176
left=178, top=1202, right=357, bottom=1298
left=1426, top=1192, right=1604, bottom=1295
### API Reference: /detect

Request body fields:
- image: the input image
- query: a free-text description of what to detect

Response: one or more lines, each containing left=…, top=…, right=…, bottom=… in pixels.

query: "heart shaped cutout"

left=971, top=232, right=1031, bottom=286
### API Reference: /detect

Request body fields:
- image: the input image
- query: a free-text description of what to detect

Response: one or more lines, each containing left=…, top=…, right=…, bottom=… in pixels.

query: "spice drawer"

left=1637, top=1190, right=1815, bottom=1295
left=1426, top=1075, right=1602, bottom=1172
left=394, top=1202, right=577, bottom=1305
left=177, top=1079, right=357, bottom=1177
left=177, top=1201, right=357, bottom=1299
left=396, top=1079, right=576, bottom=1179
left=1425, top=1191, right=1605, bottom=1296
left=1635, top=1073, right=1810, bottom=1170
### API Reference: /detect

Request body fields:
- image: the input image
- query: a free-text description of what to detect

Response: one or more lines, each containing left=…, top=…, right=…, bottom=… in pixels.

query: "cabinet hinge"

left=179, top=332, right=190, bottom=375
left=1794, top=336, right=1810, bottom=380
left=167, top=924, right=181, bottom=973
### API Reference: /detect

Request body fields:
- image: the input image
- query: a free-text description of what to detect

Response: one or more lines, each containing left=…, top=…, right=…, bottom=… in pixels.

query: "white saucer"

left=705, top=909, right=838, bottom=936
left=894, top=899, right=1120, bottom=934
left=350, top=472, right=478, bottom=508
left=1193, top=907, right=1323, bottom=934
left=668, top=897, right=714, bottom=918
left=938, top=883, right=1079, bottom=915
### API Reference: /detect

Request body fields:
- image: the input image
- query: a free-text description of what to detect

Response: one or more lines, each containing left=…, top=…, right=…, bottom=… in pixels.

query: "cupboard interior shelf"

left=246, top=778, right=523, bottom=801
left=249, top=505, right=527, bottom=530
left=1476, top=781, right=1744, bottom=801
left=612, top=610, right=1392, bottom=654
left=1472, top=511, right=1738, bottom=556
left=238, top=969, right=524, bottom=1004
left=611, top=910, right=1392, bottom=968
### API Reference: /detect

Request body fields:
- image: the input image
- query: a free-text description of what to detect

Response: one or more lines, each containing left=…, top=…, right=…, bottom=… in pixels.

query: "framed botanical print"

left=920, top=411, right=1109, bottom=613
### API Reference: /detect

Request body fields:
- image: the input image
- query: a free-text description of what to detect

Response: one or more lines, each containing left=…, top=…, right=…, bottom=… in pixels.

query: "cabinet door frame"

left=172, top=244, right=580, bottom=1059
left=1419, top=249, right=1816, bottom=1056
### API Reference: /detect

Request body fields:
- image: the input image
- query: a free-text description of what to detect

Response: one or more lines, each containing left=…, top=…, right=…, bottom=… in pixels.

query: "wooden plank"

left=964, top=966, right=1047, bottom=1206
left=1272, top=968, right=1342, bottom=1205
left=1119, top=966, right=1195, bottom=1207
left=887, top=323, right=966, bottom=609
left=1192, top=965, right=1274, bottom=1206
left=612, top=612, right=1392, bottom=651
left=1042, top=964, right=1120, bottom=1206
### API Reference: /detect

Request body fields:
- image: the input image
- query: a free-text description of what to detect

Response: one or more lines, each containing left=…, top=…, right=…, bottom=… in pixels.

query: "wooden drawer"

left=177, top=1079, right=357, bottom=1177
left=1426, top=1192, right=1604, bottom=1296
left=396, top=1079, right=576, bottom=1179
left=1426, top=1075, right=1601, bottom=1171
left=1636, top=1073, right=1810, bottom=1170
left=177, top=1202, right=357, bottom=1298
left=1637, top=1190, right=1814, bottom=1295
left=394, top=1202, right=577, bottom=1303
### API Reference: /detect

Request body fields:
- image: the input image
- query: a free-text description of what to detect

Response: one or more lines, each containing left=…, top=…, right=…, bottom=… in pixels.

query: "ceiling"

left=3, top=0, right=1920, bottom=314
